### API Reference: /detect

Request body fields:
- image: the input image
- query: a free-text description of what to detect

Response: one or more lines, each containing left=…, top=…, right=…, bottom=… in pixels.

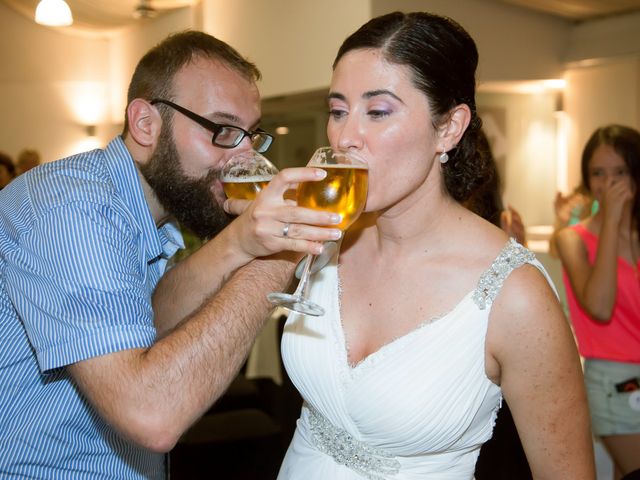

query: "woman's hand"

left=600, top=178, right=633, bottom=229
left=500, top=205, right=526, bottom=246
left=554, top=190, right=590, bottom=226
left=223, top=167, right=342, bottom=260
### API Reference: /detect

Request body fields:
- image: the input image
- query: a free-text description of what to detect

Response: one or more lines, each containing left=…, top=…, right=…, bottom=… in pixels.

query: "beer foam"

left=308, top=163, right=368, bottom=170
left=221, top=175, right=273, bottom=183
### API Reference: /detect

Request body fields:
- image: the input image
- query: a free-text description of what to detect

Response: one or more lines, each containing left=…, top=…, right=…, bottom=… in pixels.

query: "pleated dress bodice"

left=278, top=240, right=545, bottom=480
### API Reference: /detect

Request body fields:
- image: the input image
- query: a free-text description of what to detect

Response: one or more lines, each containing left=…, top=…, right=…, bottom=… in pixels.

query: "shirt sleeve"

left=5, top=200, right=157, bottom=371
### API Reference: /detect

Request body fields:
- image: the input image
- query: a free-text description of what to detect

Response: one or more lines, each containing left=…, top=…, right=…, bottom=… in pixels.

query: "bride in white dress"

left=277, top=11, right=594, bottom=480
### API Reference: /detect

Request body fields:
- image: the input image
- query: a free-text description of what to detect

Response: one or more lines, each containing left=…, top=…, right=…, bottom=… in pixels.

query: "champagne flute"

left=267, top=147, right=368, bottom=316
left=221, top=150, right=279, bottom=200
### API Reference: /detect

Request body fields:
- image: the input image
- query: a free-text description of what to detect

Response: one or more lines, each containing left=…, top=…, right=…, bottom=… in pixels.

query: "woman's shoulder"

left=487, top=250, right=565, bottom=350
left=484, top=252, right=566, bottom=362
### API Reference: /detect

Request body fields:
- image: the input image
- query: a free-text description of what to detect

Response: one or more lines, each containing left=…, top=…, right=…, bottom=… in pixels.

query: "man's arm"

left=67, top=166, right=340, bottom=452
left=69, top=254, right=294, bottom=453
left=153, top=166, right=339, bottom=334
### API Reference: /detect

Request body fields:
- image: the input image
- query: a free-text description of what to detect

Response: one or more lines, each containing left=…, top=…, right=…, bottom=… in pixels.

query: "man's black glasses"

left=150, top=99, right=273, bottom=153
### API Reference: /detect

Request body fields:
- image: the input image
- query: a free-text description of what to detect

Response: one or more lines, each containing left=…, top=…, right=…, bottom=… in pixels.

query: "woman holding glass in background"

left=275, top=11, right=594, bottom=479
left=556, top=125, right=640, bottom=478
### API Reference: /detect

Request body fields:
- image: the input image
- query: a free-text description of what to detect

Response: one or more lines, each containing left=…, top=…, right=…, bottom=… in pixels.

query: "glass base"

left=267, top=292, right=325, bottom=317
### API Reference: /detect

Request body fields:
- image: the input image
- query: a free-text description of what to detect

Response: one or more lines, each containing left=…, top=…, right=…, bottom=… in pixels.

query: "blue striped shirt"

left=0, top=136, right=183, bottom=479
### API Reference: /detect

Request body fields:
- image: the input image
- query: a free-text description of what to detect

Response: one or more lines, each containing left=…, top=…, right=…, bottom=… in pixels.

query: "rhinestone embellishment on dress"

left=472, top=238, right=535, bottom=310
left=308, top=406, right=400, bottom=479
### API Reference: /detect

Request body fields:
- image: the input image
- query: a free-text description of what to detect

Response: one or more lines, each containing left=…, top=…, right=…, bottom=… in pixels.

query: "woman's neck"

left=366, top=190, right=467, bottom=258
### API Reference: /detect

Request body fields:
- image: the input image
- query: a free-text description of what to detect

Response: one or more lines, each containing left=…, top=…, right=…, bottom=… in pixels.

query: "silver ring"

left=282, top=223, right=290, bottom=238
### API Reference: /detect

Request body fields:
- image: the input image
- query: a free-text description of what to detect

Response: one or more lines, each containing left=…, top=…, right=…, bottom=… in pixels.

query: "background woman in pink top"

left=556, top=124, right=640, bottom=478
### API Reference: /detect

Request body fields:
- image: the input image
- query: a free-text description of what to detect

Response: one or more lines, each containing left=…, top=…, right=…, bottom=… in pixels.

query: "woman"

left=556, top=125, right=640, bottom=478
left=277, top=11, right=593, bottom=479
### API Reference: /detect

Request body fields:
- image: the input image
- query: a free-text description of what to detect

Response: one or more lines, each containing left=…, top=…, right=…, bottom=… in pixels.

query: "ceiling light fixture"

left=35, top=0, right=73, bottom=27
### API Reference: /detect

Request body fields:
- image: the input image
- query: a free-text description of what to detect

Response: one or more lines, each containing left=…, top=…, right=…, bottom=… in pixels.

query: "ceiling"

left=495, top=0, right=640, bottom=21
left=2, top=0, right=640, bottom=32
left=1, top=0, right=198, bottom=32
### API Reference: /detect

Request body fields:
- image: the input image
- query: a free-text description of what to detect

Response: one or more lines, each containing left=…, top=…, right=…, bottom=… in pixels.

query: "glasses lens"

left=253, top=133, right=273, bottom=153
left=214, top=126, right=243, bottom=147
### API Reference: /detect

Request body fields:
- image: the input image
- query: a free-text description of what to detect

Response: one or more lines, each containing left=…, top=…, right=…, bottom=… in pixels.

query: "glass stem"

left=292, top=253, right=316, bottom=297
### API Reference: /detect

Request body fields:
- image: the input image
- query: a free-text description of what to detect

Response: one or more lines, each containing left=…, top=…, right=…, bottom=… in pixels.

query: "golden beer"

left=296, top=165, right=368, bottom=230
left=222, top=176, right=271, bottom=200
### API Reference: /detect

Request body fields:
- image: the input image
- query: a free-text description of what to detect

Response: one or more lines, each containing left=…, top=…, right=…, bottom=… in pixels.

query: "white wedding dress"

left=278, top=239, right=548, bottom=480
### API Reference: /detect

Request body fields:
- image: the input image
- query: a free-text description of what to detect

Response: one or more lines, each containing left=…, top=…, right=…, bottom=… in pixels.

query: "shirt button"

left=628, top=390, right=640, bottom=412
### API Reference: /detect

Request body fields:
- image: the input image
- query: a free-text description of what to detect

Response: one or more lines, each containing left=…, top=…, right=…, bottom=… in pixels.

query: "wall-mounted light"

left=74, top=124, right=102, bottom=155
left=35, top=0, right=73, bottom=27
left=275, top=126, right=290, bottom=135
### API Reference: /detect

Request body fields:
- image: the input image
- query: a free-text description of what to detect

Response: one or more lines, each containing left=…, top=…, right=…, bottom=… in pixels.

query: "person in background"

left=555, top=124, right=640, bottom=479
left=0, top=151, right=15, bottom=189
left=549, top=185, right=597, bottom=258
left=16, top=148, right=41, bottom=174
left=277, top=11, right=594, bottom=479
left=0, top=31, right=338, bottom=479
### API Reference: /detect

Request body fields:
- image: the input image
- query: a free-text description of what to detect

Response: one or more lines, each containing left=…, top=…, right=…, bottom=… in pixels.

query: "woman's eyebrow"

left=327, top=90, right=404, bottom=103
left=362, top=89, right=403, bottom=103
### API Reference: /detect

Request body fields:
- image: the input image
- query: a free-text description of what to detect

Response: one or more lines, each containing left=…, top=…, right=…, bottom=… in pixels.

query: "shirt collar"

left=102, top=136, right=184, bottom=264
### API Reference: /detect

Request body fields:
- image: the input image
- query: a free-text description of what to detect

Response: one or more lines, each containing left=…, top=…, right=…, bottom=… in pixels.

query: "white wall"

left=200, top=0, right=371, bottom=98
left=109, top=7, right=197, bottom=128
left=0, top=3, right=198, bottom=163
left=477, top=91, right=559, bottom=226
left=371, top=0, right=571, bottom=82
left=564, top=57, right=640, bottom=189
left=0, top=1, right=111, bottom=162
left=566, top=11, right=640, bottom=64
left=562, top=11, right=640, bottom=191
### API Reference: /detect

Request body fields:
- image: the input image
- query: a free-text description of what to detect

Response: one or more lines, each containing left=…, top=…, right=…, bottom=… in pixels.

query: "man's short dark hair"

left=123, top=30, right=260, bottom=136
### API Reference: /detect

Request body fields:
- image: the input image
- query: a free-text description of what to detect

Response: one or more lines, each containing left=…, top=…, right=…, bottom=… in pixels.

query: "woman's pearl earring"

left=439, top=151, right=449, bottom=164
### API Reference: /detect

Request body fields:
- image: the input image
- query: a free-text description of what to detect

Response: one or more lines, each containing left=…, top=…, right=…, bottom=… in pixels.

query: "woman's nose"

left=335, top=116, right=364, bottom=151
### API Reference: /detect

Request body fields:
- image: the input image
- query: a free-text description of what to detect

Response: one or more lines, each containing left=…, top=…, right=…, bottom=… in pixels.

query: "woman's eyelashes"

left=367, top=109, right=391, bottom=119
left=328, top=104, right=394, bottom=121
left=329, top=109, right=347, bottom=120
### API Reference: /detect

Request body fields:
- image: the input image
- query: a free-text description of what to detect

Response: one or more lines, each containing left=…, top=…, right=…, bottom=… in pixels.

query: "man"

left=0, top=31, right=339, bottom=478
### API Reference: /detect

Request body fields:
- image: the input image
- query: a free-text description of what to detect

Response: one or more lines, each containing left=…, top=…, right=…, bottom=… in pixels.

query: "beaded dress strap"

left=472, top=238, right=535, bottom=310
left=307, top=405, right=400, bottom=479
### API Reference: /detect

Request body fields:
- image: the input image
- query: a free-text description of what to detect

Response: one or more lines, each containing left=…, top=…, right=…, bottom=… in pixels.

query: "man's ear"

left=438, top=103, right=471, bottom=152
left=126, top=99, right=162, bottom=148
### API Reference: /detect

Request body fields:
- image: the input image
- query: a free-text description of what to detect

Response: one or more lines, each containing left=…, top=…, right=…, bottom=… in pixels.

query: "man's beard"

left=139, top=126, right=232, bottom=240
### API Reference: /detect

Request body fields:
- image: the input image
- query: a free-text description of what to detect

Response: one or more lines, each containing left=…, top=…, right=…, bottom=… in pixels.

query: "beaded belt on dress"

left=307, top=405, right=400, bottom=479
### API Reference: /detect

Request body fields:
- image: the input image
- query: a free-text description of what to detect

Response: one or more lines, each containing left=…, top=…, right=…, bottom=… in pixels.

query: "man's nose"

left=235, top=136, right=255, bottom=153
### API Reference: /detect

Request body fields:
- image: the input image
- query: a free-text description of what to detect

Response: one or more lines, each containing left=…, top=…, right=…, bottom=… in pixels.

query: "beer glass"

left=267, top=147, right=368, bottom=316
left=221, top=150, right=279, bottom=200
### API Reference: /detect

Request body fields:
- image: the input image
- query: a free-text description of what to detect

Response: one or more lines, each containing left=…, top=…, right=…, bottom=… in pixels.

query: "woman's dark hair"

left=464, top=129, right=503, bottom=226
left=333, top=11, right=487, bottom=202
left=581, top=124, right=640, bottom=234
